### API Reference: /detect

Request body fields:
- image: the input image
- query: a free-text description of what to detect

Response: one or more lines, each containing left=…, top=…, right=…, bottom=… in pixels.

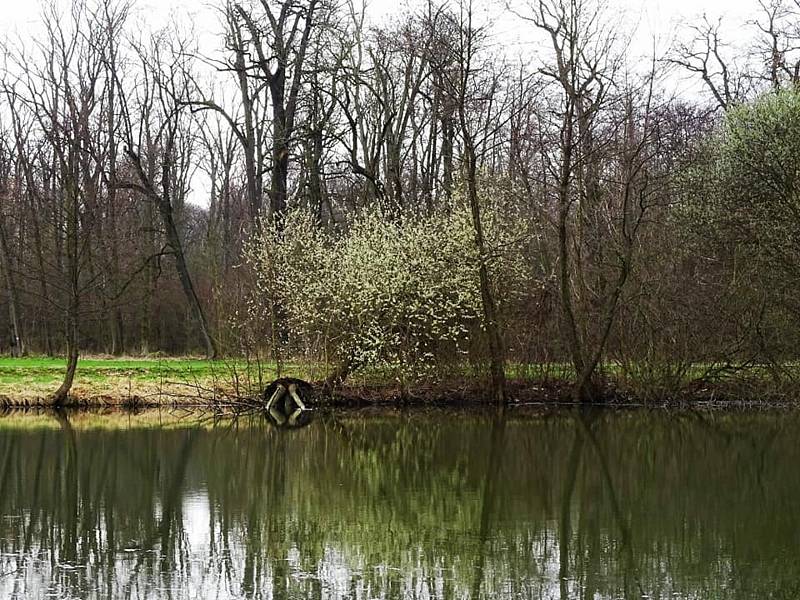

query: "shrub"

left=246, top=185, right=532, bottom=382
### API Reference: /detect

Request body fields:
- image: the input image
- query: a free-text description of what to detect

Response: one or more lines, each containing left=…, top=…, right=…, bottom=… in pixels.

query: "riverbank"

left=0, top=356, right=288, bottom=406
left=0, top=356, right=797, bottom=407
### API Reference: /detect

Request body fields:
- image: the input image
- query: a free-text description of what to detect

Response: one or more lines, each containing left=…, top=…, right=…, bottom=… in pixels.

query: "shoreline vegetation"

left=2, top=356, right=798, bottom=408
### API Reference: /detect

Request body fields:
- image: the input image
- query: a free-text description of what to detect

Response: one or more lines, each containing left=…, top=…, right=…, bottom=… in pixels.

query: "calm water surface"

left=0, top=408, right=798, bottom=599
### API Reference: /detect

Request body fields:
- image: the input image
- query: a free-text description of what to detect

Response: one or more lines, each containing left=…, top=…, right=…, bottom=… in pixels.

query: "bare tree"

left=668, top=15, right=751, bottom=110
left=519, top=0, right=658, bottom=401
left=452, top=1, right=507, bottom=404
left=749, top=0, right=800, bottom=89
left=119, top=32, right=219, bottom=359
left=0, top=128, right=25, bottom=357
left=4, top=0, right=116, bottom=404
left=232, top=0, right=322, bottom=230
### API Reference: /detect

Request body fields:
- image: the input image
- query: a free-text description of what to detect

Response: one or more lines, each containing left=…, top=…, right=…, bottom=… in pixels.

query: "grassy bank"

left=0, top=357, right=294, bottom=405
left=0, top=356, right=573, bottom=406
left=0, top=356, right=796, bottom=407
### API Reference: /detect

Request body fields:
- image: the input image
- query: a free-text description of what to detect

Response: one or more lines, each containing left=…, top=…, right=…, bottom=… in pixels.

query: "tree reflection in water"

left=0, top=408, right=799, bottom=599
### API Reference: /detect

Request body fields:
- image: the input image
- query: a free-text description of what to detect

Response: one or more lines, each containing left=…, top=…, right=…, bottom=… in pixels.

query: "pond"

left=0, top=407, right=797, bottom=599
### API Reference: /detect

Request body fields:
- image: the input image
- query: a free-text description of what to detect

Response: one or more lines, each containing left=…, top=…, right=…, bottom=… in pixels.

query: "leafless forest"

left=1, top=0, right=799, bottom=403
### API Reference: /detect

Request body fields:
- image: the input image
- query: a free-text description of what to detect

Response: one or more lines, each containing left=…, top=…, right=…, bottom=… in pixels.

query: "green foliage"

left=247, top=185, right=532, bottom=380
left=671, top=89, right=800, bottom=364
left=688, top=89, right=800, bottom=261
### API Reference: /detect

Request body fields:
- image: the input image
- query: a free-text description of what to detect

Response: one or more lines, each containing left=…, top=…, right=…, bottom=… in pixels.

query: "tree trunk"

left=52, top=331, right=79, bottom=407
left=441, top=116, right=455, bottom=201
left=461, top=117, right=506, bottom=405
left=52, top=181, right=80, bottom=407
left=555, top=107, right=593, bottom=402
left=270, top=73, right=289, bottom=232
left=235, top=40, right=261, bottom=226
left=456, top=6, right=506, bottom=405
left=125, top=144, right=219, bottom=359
left=161, top=205, right=217, bottom=360
left=0, top=216, right=24, bottom=357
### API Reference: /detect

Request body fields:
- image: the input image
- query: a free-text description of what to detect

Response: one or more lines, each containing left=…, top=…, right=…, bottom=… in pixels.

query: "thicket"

left=246, top=184, right=531, bottom=385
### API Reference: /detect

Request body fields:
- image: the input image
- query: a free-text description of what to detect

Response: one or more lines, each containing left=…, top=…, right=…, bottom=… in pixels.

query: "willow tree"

left=684, top=89, right=800, bottom=355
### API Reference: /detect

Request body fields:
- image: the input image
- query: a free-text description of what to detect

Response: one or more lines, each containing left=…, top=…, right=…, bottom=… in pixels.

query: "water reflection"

left=0, top=408, right=799, bottom=599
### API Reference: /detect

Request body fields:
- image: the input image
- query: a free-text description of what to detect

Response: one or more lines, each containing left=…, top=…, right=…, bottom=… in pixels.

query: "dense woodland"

left=1, top=0, right=800, bottom=403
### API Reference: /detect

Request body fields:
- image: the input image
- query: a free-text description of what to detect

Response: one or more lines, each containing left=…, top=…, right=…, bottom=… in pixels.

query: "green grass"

left=0, top=356, right=214, bottom=376
left=0, top=357, right=234, bottom=385
left=0, top=356, right=293, bottom=403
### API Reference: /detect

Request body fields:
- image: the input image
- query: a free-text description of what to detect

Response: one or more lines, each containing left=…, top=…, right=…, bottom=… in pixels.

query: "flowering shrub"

left=247, top=184, right=532, bottom=380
